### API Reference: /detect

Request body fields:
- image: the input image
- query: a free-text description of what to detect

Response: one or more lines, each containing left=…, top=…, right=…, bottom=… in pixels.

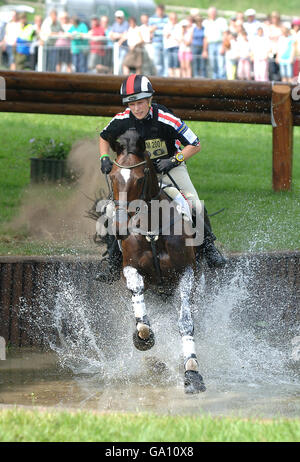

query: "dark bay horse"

left=105, top=129, right=205, bottom=394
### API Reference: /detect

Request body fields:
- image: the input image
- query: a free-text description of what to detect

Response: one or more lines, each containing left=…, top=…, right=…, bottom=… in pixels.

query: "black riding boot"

left=194, top=207, right=227, bottom=268
left=95, top=235, right=123, bottom=283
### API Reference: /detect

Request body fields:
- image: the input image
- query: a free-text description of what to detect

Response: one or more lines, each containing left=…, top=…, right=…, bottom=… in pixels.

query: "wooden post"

left=272, top=84, right=293, bottom=191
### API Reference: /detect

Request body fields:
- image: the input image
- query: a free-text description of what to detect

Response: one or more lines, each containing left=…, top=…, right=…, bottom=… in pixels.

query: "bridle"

left=113, top=159, right=146, bottom=169
left=111, top=152, right=157, bottom=205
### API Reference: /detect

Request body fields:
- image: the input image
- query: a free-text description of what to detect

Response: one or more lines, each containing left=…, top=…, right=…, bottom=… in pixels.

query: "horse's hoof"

left=184, top=370, right=206, bottom=394
left=133, top=328, right=155, bottom=351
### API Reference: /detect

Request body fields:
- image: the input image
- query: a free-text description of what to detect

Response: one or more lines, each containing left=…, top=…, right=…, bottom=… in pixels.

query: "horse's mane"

left=108, top=128, right=146, bottom=160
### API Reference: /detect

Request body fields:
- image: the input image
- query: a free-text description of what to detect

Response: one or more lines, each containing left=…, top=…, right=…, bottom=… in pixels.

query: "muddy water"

left=1, top=262, right=299, bottom=417
left=0, top=348, right=299, bottom=417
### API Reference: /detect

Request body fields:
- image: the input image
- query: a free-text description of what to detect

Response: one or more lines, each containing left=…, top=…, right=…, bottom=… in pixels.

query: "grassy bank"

left=161, top=1, right=300, bottom=16
left=0, top=407, right=299, bottom=442
left=1, top=0, right=300, bottom=16
left=0, top=112, right=299, bottom=255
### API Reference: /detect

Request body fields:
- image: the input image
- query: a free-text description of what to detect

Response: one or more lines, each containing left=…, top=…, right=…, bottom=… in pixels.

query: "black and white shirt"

left=100, top=103, right=200, bottom=159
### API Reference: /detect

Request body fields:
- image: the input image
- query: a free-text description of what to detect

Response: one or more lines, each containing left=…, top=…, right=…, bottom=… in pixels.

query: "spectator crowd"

left=1, top=4, right=300, bottom=82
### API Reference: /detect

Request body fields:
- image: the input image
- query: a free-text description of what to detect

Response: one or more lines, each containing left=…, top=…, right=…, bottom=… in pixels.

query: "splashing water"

left=194, top=263, right=294, bottom=388
left=21, top=255, right=298, bottom=393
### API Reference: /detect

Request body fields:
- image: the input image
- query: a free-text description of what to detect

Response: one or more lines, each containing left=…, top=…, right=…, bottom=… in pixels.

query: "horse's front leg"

left=178, top=266, right=206, bottom=393
left=123, top=266, right=155, bottom=351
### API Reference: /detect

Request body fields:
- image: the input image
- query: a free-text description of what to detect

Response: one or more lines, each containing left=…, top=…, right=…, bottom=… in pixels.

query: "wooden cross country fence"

left=0, top=70, right=298, bottom=191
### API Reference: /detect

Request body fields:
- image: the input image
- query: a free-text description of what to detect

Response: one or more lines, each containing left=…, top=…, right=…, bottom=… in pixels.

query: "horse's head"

left=108, top=129, right=158, bottom=204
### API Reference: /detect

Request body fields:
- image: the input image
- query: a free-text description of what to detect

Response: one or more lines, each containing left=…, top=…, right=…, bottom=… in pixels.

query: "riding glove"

left=154, top=156, right=179, bottom=174
left=101, top=156, right=113, bottom=174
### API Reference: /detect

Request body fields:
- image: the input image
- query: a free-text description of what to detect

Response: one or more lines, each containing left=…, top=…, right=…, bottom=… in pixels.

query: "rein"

left=113, top=159, right=146, bottom=169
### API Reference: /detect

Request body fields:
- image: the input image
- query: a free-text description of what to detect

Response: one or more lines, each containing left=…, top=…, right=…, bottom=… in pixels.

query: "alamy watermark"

left=0, top=77, right=6, bottom=101
left=0, top=336, right=5, bottom=360
left=95, top=195, right=204, bottom=246
left=292, top=85, right=300, bottom=102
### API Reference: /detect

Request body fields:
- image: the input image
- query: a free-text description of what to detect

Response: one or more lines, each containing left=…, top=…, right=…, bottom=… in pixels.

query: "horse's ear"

left=107, top=135, right=124, bottom=155
left=136, top=137, right=146, bottom=154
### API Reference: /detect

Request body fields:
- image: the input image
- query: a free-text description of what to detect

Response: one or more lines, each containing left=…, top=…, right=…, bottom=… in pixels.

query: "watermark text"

left=0, top=77, right=6, bottom=101
left=0, top=336, right=5, bottom=360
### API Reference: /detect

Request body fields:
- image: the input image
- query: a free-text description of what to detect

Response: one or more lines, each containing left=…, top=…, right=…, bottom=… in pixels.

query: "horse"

left=102, top=128, right=206, bottom=394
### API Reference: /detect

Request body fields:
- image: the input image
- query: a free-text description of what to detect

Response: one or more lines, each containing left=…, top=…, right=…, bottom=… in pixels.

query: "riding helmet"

left=120, top=74, right=154, bottom=104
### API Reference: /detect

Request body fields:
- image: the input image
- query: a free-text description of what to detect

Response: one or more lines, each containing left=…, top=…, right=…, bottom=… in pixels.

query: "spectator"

left=139, top=13, right=154, bottom=63
left=149, top=4, right=168, bottom=76
left=236, top=29, right=252, bottom=80
left=291, top=18, right=300, bottom=80
left=163, top=12, right=181, bottom=77
left=87, top=16, right=105, bottom=73
left=266, top=11, right=282, bottom=81
left=223, top=31, right=239, bottom=80
left=235, top=20, right=245, bottom=37
left=178, top=19, right=193, bottom=78
left=191, top=15, right=207, bottom=77
left=100, top=15, right=113, bottom=73
left=236, top=12, right=244, bottom=24
left=3, top=10, right=20, bottom=70
left=228, top=16, right=238, bottom=34
left=0, top=17, right=6, bottom=67
left=40, top=10, right=63, bottom=72
left=243, top=9, right=261, bottom=41
left=30, top=15, right=43, bottom=70
left=202, top=7, right=228, bottom=79
left=122, top=17, right=144, bottom=75
left=251, top=26, right=271, bottom=81
left=68, top=16, right=89, bottom=73
left=109, top=10, right=129, bottom=75
left=15, top=13, right=35, bottom=70
left=55, top=11, right=72, bottom=73
left=277, top=24, right=295, bottom=83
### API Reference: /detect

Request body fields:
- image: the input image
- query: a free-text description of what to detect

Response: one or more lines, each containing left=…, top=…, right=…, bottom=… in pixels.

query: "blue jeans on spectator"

left=152, top=42, right=165, bottom=77
left=208, top=42, right=226, bottom=79
left=192, top=45, right=207, bottom=77
left=280, top=62, right=293, bottom=79
left=72, top=52, right=87, bottom=73
left=46, top=48, right=58, bottom=72
left=118, top=45, right=128, bottom=74
left=5, top=45, right=15, bottom=66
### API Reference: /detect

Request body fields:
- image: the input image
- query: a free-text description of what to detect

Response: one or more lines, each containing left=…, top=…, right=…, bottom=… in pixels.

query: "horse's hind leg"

left=178, top=267, right=206, bottom=393
left=123, top=266, right=155, bottom=351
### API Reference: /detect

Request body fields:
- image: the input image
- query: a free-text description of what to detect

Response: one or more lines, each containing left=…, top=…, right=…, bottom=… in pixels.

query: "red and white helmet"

left=120, top=74, right=154, bottom=104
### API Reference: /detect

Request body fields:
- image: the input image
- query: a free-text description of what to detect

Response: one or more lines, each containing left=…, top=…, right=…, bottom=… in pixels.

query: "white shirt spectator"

left=226, top=36, right=239, bottom=61
left=163, top=21, right=181, bottom=49
left=203, top=17, right=228, bottom=43
left=237, top=34, right=252, bottom=59
left=126, top=24, right=143, bottom=49
left=4, top=19, right=21, bottom=46
left=251, top=34, right=272, bottom=60
left=243, top=19, right=262, bottom=41
left=139, top=23, right=151, bottom=44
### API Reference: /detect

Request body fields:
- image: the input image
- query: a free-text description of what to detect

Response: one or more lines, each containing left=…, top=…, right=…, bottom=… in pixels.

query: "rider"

left=98, top=74, right=226, bottom=280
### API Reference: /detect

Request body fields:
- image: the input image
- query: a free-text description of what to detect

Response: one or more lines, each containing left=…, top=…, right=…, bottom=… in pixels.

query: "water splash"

left=194, top=262, right=295, bottom=387
left=20, top=254, right=298, bottom=391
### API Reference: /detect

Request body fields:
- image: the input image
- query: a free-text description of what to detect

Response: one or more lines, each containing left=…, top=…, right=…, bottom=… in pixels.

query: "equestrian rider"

left=98, top=74, right=226, bottom=280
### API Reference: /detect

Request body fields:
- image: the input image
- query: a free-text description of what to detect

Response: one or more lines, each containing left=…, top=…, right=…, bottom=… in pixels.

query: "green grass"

left=1, top=0, right=300, bottom=16
left=0, top=112, right=104, bottom=224
left=0, top=408, right=299, bottom=442
left=0, top=113, right=299, bottom=255
left=162, top=1, right=300, bottom=16
left=188, top=121, right=300, bottom=252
